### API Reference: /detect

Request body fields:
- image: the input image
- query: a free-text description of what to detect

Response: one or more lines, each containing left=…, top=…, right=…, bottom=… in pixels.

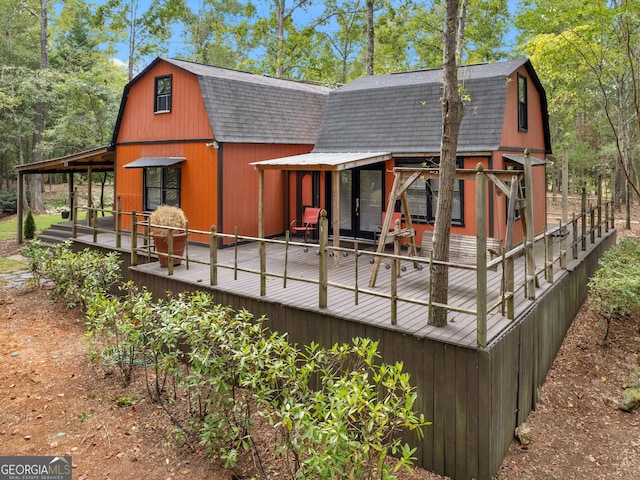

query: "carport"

left=14, top=145, right=115, bottom=243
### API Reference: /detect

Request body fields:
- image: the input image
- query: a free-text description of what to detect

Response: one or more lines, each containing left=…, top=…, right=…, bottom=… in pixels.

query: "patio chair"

left=290, top=207, right=321, bottom=243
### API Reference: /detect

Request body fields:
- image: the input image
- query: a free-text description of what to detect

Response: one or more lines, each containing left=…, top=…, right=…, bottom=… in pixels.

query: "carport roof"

left=14, top=145, right=115, bottom=174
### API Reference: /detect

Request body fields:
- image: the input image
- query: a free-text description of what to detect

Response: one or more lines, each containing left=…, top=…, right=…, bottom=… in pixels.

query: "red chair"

left=290, top=207, right=321, bottom=243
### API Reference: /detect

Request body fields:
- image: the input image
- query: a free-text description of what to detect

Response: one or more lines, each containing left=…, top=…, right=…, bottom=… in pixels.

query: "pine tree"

left=24, top=210, right=36, bottom=240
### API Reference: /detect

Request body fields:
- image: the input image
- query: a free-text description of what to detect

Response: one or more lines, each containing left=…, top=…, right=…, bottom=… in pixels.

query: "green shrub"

left=0, top=189, right=17, bottom=216
left=588, top=237, right=640, bottom=341
left=20, top=239, right=49, bottom=285
left=31, top=245, right=429, bottom=478
left=20, top=240, right=121, bottom=309
left=85, top=282, right=155, bottom=386
left=24, top=209, right=36, bottom=240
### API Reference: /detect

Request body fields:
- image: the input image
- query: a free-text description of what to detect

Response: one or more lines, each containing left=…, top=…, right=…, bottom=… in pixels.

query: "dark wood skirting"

left=74, top=230, right=615, bottom=479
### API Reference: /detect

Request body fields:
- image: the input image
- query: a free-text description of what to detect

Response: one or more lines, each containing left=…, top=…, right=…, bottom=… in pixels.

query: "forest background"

left=1, top=0, right=639, bottom=216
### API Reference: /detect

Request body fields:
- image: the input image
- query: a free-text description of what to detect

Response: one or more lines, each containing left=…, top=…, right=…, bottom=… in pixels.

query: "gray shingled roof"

left=164, top=58, right=331, bottom=144
left=313, top=58, right=535, bottom=154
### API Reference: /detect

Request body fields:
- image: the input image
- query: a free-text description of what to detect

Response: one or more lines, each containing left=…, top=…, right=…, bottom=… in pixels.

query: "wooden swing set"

left=368, top=151, right=538, bottom=294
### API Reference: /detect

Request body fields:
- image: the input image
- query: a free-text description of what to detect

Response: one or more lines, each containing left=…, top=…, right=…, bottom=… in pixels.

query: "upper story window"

left=517, top=74, right=528, bottom=132
left=154, top=75, right=172, bottom=113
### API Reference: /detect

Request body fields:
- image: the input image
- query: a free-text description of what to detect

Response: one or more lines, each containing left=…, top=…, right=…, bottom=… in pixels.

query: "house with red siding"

left=113, top=57, right=550, bottom=246
left=112, top=57, right=330, bottom=240
left=254, top=58, right=551, bottom=247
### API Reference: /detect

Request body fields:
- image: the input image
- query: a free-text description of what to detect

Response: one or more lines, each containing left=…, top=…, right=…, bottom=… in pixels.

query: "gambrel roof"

left=112, top=57, right=331, bottom=145
left=313, top=58, right=551, bottom=154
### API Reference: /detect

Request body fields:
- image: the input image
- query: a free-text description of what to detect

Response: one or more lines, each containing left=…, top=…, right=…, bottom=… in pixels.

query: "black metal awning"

left=124, top=157, right=186, bottom=168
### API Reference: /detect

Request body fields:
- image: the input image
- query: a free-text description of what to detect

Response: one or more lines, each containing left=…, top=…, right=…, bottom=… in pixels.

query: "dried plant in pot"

left=149, top=205, right=188, bottom=267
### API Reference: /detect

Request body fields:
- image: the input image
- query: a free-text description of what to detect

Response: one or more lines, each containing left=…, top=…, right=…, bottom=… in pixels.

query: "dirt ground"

left=1, top=196, right=639, bottom=480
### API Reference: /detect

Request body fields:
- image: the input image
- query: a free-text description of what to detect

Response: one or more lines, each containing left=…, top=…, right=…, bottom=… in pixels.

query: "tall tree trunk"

left=276, top=0, right=285, bottom=78
left=365, top=0, right=374, bottom=75
left=455, top=0, right=468, bottom=62
left=30, top=0, right=48, bottom=213
left=429, top=0, right=465, bottom=327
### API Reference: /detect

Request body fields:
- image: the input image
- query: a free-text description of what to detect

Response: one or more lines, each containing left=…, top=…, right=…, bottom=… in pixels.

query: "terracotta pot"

left=152, top=232, right=187, bottom=267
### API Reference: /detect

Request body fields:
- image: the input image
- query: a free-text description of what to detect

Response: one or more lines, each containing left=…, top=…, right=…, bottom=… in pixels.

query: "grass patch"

left=0, top=257, right=28, bottom=274
left=0, top=212, right=87, bottom=241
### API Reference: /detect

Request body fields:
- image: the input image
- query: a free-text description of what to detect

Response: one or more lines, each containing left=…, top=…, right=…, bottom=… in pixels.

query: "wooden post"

left=72, top=187, right=78, bottom=239
left=17, top=172, right=24, bottom=244
left=597, top=175, right=602, bottom=237
left=572, top=213, right=578, bottom=259
left=562, top=147, right=568, bottom=224
left=319, top=210, right=328, bottom=308
left=545, top=227, right=553, bottom=283
left=86, top=166, right=93, bottom=227
left=92, top=207, right=98, bottom=243
left=559, top=220, right=567, bottom=270
left=476, top=164, right=487, bottom=348
left=184, top=221, right=189, bottom=270
left=370, top=172, right=402, bottom=287
left=391, top=254, right=398, bottom=325
left=258, top=169, right=266, bottom=296
left=610, top=199, right=615, bottom=230
left=505, top=250, right=515, bottom=320
left=354, top=240, right=359, bottom=305
left=331, top=171, right=340, bottom=267
left=167, top=229, right=174, bottom=276
left=523, top=150, right=536, bottom=299
left=210, top=226, right=217, bottom=286
left=68, top=173, right=74, bottom=222
left=234, top=227, right=239, bottom=280
left=115, top=196, right=122, bottom=248
left=284, top=230, right=290, bottom=288
left=581, top=186, right=587, bottom=251
left=393, top=218, right=401, bottom=278
left=131, top=211, right=138, bottom=266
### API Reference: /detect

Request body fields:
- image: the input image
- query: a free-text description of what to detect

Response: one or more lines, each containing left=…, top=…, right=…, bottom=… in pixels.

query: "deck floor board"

left=74, top=228, right=611, bottom=349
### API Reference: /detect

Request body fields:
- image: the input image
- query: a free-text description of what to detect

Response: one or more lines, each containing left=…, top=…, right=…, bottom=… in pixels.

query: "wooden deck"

left=69, top=215, right=617, bottom=479
left=73, top=223, right=607, bottom=350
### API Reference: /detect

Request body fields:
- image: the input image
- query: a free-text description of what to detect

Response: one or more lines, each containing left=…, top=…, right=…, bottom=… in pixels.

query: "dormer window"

left=154, top=75, right=172, bottom=113
left=517, top=74, right=528, bottom=132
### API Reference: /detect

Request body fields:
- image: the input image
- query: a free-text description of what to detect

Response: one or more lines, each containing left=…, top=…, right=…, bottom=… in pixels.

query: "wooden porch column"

left=17, top=172, right=24, bottom=244
left=86, top=166, right=93, bottom=226
left=68, top=173, right=74, bottom=221
left=476, top=164, right=487, bottom=348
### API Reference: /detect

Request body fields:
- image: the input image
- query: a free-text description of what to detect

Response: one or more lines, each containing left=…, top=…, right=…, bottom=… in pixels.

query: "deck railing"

left=71, top=188, right=614, bottom=348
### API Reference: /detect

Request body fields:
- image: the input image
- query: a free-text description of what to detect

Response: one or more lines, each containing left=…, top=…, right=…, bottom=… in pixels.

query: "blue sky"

left=111, top=0, right=522, bottom=69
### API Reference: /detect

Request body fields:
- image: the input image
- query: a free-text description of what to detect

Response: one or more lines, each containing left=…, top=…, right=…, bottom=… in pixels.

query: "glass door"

left=338, top=166, right=383, bottom=240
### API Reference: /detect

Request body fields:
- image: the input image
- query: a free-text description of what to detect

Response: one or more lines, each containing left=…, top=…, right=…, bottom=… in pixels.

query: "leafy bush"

left=28, top=244, right=429, bottom=478
left=0, top=189, right=17, bottom=216
left=20, top=240, right=122, bottom=309
left=588, top=237, right=640, bottom=341
left=24, top=209, right=36, bottom=239
left=85, top=282, right=155, bottom=386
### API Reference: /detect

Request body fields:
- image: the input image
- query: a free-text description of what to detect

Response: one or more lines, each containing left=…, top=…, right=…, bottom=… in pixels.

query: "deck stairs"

left=37, top=221, right=74, bottom=246
left=37, top=216, right=115, bottom=246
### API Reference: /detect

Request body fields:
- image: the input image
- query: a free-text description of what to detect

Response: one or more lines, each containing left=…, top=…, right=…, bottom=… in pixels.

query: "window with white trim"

left=154, top=75, right=172, bottom=113
left=517, top=74, right=528, bottom=131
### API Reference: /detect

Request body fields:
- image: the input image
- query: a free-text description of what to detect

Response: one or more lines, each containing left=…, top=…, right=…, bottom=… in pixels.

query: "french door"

left=338, top=165, right=384, bottom=240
